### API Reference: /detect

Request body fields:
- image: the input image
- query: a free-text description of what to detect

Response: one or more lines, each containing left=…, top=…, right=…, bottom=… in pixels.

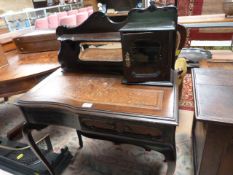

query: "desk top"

left=192, top=68, right=233, bottom=125
left=17, top=68, right=178, bottom=125
left=0, top=51, right=59, bottom=83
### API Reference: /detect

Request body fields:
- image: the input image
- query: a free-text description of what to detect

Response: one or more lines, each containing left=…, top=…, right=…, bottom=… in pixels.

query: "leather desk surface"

left=18, top=68, right=178, bottom=125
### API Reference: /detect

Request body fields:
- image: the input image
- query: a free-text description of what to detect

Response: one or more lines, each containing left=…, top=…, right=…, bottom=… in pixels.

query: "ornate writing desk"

left=17, top=5, right=182, bottom=175
left=17, top=68, right=178, bottom=175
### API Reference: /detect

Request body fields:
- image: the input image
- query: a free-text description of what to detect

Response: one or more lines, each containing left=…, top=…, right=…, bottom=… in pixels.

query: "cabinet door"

left=121, top=31, right=172, bottom=83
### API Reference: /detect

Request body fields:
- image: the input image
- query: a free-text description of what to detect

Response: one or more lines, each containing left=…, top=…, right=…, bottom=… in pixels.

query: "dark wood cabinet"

left=98, top=0, right=143, bottom=11
left=120, top=6, right=177, bottom=85
left=32, top=0, right=48, bottom=8
left=192, top=68, right=233, bottom=175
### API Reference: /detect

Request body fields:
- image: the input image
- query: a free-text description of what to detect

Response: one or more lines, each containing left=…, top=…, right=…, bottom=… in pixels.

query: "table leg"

left=76, top=130, right=83, bottom=148
left=151, top=143, right=176, bottom=175
left=164, top=148, right=176, bottom=175
left=22, top=122, right=55, bottom=175
left=166, top=161, right=176, bottom=175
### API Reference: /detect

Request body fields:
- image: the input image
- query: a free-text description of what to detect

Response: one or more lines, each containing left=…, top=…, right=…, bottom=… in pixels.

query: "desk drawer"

left=80, top=117, right=172, bottom=142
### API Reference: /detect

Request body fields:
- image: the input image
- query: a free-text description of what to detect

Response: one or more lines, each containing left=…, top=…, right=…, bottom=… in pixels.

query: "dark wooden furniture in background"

left=0, top=28, right=33, bottom=53
left=0, top=29, right=60, bottom=100
left=13, top=30, right=60, bottom=53
left=17, top=68, right=179, bottom=175
left=102, top=0, right=146, bottom=22
left=192, top=68, right=233, bottom=175
left=84, top=0, right=98, bottom=11
left=98, top=0, right=141, bottom=11
left=32, top=0, right=48, bottom=8
left=120, top=5, right=178, bottom=85
left=0, top=47, right=59, bottom=139
left=0, top=50, right=59, bottom=99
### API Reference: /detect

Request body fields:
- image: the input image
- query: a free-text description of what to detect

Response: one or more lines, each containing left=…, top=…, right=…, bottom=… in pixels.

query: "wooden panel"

left=79, top=48, right=122, bottom=61
left=15, top=40, right=60, bottom=53
left=199, top=124, right=232, bottom=175
left=218, top=131, right=233, bottom=175
left=14, top=30, right=59, bottom=53
left=80, top=117, right=165, bottom=140
left=100, top=0, right=137, bottom=11
left=192, top=69, right=233, bottom=124
left=18, top=69, right=176, bottom=120
left=193, top=120, right=207, bottom=175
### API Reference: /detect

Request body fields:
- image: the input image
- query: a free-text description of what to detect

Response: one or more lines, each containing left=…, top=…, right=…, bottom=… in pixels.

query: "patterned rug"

left=179, top=74, right=194, bottom=111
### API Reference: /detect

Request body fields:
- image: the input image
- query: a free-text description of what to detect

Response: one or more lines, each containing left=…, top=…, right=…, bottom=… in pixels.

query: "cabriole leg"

left=76, top=130, right=83, bottom=148
left=22, top=122, right=55, bottom=175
